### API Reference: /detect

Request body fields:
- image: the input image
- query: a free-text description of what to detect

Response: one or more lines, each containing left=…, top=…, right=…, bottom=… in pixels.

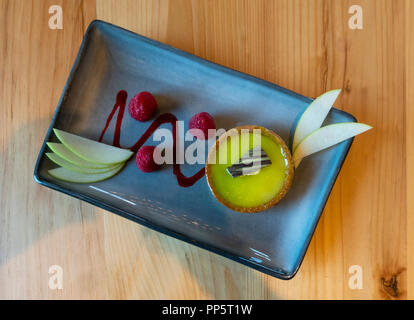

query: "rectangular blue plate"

left=34, top=20, right=355, bottom=279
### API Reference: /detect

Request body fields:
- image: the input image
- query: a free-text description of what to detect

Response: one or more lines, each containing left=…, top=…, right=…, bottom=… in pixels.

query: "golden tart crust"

left=206, top=125, right=294, bottom=213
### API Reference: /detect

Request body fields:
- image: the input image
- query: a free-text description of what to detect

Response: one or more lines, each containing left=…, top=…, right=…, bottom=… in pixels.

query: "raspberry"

left=189, top=112, right=216, bottom=140
left=128, top=91, right=157, bottom=122
left=136, top=146, right=161, bottom=173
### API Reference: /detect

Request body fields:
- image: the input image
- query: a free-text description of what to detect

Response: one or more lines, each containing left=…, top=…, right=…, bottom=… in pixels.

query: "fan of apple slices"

left=292, top=89, right=372, bottom=168
left=46, top=129, right=133, bottom=183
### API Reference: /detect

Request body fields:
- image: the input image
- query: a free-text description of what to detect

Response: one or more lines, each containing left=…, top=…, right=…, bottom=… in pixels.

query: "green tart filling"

left=208, top=131, right=291, bottom=209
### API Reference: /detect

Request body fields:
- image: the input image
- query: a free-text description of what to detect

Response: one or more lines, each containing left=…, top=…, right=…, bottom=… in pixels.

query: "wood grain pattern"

left=406, top=0, right=414, bottom=301
left=0, top=0, right=411, bottom=299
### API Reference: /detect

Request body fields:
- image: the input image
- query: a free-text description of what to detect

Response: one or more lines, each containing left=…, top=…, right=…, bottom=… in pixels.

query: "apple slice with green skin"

left=47, top=143, right=117, bottom=169
left=48, top=163, right=124, bottom=183
left=292, top=89, right=341, bottom=152
left=292, top=122, right=372, bottom=168
left=53, top=129, right=133, bottom=165
left=46, top=152, right=122, bottom=174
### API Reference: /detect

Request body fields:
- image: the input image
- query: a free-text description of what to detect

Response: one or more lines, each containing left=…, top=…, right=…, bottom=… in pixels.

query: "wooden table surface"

left=1, top=0, right=413, bottom=299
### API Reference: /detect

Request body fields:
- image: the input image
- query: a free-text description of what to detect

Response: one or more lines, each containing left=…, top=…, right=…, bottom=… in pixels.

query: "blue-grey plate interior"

left=34, top=20, right=356, bottom=279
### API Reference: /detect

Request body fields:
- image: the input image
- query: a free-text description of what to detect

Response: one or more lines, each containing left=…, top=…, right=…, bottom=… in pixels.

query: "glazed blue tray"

left=34, top=20, right=355, bottom=279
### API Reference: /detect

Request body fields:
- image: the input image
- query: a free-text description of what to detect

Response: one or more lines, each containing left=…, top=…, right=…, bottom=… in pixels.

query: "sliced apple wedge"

left=292, top=89, right=341, bottom=151
left=46, top=152, right=122, bottom=174
left=48, top=163, right=124, bottom=183
left=292, top=122, right=372, bottom=168
left=53, top=129, right=133, bottom=165
left=47, top=143, right=117, bottom=169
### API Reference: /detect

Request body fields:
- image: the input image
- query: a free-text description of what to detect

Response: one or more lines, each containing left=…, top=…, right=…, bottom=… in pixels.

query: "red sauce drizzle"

left=99, top=90, right=205, bottom=187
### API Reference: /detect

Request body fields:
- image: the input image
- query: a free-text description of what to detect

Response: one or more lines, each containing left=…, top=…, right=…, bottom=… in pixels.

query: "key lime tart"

left=206, top=126, right=294, bottom=213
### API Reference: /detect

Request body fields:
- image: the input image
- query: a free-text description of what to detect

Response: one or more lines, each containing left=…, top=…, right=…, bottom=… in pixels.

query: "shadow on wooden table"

left=0, top=116, right=99, bottom=264
left=129, top=225, right=282, bottom=299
